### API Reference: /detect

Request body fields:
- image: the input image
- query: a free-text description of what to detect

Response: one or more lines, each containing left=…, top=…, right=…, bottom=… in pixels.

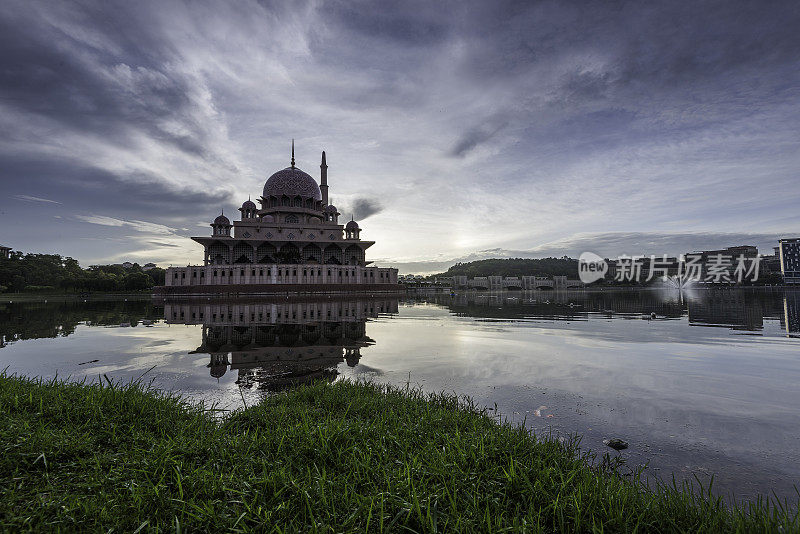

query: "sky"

left=1, top=0, right=799, bottom=274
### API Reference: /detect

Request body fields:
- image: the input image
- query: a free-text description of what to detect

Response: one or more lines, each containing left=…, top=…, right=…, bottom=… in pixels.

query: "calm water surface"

left=1, top=288, right=799, bottom=504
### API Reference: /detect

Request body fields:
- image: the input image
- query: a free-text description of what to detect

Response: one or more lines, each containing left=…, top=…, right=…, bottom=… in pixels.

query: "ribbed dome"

left=324, top=204, right=338, bottom=213
left=241, top=199, right=256, bottom=210
left=214, top=214, right=230, bottom=225
left=346, top=220, right=359, bottom=229
left=263, top=167, right=321, bottom=201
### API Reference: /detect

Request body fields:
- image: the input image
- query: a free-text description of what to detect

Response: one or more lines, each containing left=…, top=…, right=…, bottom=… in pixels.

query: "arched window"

left=285, top=214, right=299, bottom=224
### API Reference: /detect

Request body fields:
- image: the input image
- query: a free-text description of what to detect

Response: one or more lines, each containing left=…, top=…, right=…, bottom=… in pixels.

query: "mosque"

left=162, top=143, right=399, bottom=294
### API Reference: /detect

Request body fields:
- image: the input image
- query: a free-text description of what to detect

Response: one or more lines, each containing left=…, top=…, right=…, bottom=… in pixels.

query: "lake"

left=1, top=288, right=798, bottom=504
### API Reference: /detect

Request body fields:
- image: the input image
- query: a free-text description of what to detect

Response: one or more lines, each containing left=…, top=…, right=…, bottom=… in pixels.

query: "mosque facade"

left=163, top=143, right=399, bottom=293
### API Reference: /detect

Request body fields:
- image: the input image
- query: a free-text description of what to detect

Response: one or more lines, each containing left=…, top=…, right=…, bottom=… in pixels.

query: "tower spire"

left=291, top=139, right=295, bottom=168
left=320, top=150, right=329, bottom=205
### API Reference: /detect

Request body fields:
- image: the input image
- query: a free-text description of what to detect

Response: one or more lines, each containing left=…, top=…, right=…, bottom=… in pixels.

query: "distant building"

left=471, top=276, right=489, bottom=289
left=552, top=275, right=583, bottom=288
left=684, top=245, right=758, bottom=284
left=143, top=262, right=157, bottom=271
left=761, top=246, right=782, bottom=275
left=0, top=244, right=11, bottom=259
left=779, top=238, right=800, bottom=284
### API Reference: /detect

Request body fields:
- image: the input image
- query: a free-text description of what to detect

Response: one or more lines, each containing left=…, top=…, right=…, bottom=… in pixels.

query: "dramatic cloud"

left=349, top=198, right=384, bottom=221
left=0, top=0, right=798, bottom=269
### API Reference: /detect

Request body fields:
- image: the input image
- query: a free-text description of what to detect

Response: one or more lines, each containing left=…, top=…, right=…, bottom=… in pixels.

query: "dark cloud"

left=0, top=2, right=222, bottom=162
left=454, top=0, right=800, bottom=87
left=322, top=1, right=449, bottom=46
left=0, top=153, right=233, bottom=222
left=345, top=198, right=383, bottom=221
left=450, top=116, right=509, bottom=157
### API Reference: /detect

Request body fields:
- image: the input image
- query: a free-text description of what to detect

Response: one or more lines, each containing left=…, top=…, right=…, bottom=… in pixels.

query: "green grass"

left=0, top=374, right=797, bottom=533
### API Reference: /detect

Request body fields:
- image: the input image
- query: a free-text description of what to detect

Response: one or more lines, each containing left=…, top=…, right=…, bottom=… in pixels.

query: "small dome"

left=263, top=167, right=322, bottom=200
left=346, top=220, right=359, bottom=229
left=262, top=214, right=275, bottom=223
left=242, top=199, right=257, bottom=210
left=214, top=214, right=230, bottom=225
left=324, top=204, right=338, bottom=213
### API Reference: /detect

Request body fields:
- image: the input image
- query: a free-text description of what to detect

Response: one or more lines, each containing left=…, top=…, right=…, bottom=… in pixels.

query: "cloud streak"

left=13, top=195, right=61, bottom=204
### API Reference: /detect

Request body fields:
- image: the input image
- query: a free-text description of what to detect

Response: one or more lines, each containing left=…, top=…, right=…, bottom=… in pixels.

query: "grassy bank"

left=0, top=375, right=796, bottom=532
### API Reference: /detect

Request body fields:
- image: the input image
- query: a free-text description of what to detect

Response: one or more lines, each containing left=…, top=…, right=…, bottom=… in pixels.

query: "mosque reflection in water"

left=164, top=298, right=398, bottom=391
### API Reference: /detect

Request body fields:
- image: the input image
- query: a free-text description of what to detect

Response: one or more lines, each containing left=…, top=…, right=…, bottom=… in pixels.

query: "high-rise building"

left=778, top=238, right=800, bottom=284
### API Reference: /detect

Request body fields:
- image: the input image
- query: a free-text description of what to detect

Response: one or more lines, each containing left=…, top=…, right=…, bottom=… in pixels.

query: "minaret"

left=320, top=150, right=329, bottom=205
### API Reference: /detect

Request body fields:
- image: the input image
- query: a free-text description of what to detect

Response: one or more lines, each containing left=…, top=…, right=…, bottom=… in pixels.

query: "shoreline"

left=0, top=374, right=796, bottom=531
left=1, top=284, right=798, bottom=304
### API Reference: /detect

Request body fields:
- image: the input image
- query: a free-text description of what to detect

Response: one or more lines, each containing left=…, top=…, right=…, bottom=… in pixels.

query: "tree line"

left=0, top=252, right=166, bottom=293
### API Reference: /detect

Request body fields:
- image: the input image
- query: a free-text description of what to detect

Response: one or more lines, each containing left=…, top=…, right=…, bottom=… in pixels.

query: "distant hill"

left=435, top=257, right=578, bottom=278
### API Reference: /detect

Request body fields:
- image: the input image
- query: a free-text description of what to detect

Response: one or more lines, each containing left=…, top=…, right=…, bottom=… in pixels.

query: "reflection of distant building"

left=783, top=293, right=800, bottom=336
left=687, top=291, right=764, bottom=330
left=779, top=239, right=800, bottom=285
left=166, top=298, right=397, bottom=391
left=0, top=244, right=11, bottom=259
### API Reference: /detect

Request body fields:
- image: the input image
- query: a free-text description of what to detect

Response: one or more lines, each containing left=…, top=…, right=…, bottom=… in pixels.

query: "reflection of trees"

left=0, top=299, right=163, bottom=347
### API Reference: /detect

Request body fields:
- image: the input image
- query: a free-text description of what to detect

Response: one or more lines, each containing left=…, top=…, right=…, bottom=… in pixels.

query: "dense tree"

left=0, top=252, right=165, bottom=293
left=435, top=257, right=580, bottom=278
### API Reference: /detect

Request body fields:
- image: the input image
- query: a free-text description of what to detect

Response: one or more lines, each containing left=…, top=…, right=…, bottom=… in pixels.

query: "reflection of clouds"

left=349, top=364, right=384, bottom=376
left=86, top=350, right=192, bottom=376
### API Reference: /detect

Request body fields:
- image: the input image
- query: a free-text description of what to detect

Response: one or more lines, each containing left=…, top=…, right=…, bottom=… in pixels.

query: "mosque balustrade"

left=164, top=299, right=399, bottom=326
